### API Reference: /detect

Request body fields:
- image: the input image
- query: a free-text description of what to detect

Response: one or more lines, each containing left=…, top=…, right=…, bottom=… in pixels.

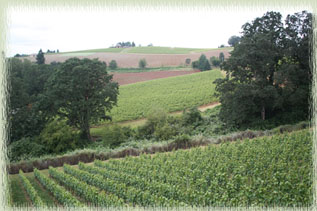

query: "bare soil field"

left=25, top=49, right=231, bottom=68
left=112, top=70, right=200, bottom=85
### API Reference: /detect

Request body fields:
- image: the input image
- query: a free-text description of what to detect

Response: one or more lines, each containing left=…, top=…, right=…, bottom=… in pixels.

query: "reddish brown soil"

left=112, top=70, right=200, bottom=85
left=25, top=49, right=231, bottom=68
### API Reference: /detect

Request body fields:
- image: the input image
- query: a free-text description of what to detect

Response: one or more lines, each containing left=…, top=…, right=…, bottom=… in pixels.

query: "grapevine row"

left=63, top=164, right=179, bottom=207
left=94, top=130, right=313, bottom=206
left=19, top=170, right=44, bottom=207
left=48, top=167, right=125, bottom=207
left=78, top=162, right=189, bottom=206
left=34, top=168, right=84, bottom=207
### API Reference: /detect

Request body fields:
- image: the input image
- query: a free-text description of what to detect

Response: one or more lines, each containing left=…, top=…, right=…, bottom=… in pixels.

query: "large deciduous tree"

left=45, top=58, right=119, bottom=142
left=214, top=11, right=312, bottom=127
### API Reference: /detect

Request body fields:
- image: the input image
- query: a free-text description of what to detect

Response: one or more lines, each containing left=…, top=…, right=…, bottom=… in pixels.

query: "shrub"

left=192, top=54, right=211, bottom=71
left=8, top=137, right=46, bottom=162
left=101, top=124, right=135, bottom=147
left=138, top=58, right=147, bottom=69
left=137, top=108, right=180, bottom=140
left=210, top=56, right=221, bottom=67
left=182, top=107, right=203, bottom=126
left=191, top=61, right=199, bottom=69
left=153, top=123, right=178, bottom=141
left=174, top=134, right=191, bottom=146
left=109, top=60, right=118, bottom=70
left=185, top=58, right=191, bottom=65
left=38, top=119, right=80, bottom=154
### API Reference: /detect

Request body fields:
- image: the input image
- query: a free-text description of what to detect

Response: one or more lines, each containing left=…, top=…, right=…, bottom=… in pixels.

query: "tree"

left=214, top=11, right=312, bottom=127
left=228, top=35, right=241, bottom=46
left=44, top=58, right=119, bottom=142
left=192, top=54, right=211, bottom=71
left=210, top=56, right=221, bottom=67
left=185, top=58, right=191, bottom=65
left=8, top=58, right=53, bottom=142
left=109, top=60, right=118, bottom=70
left=219, top=52, right=225, bottom=63
left=198, top=54, right=211, bottom=71
left=139, top=58, right=147, bottom=69
left=132, top=42, right=135, bottom=47
left=36, top=49, right=45, bottom=64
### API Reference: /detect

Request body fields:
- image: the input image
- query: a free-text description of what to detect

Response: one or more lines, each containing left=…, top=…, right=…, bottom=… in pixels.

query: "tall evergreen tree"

left=36, top=49, right=45, bottom=64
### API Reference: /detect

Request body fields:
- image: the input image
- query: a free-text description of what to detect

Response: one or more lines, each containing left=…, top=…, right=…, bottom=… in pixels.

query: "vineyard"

left=107, top=70, right=223, bottom=122
left=10, top=129, right=312, bottom=207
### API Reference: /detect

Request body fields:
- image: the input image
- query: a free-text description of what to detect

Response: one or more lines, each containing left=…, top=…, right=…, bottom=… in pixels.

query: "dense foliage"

left=215, top=11, right=312, bottom=127
left=228, top=35, right=241, bottom=47
left=8, top=58, right=53, bottom=142
left=8, top=137, right=46, bottom=162
left=37, top=119, right=80, bottom=153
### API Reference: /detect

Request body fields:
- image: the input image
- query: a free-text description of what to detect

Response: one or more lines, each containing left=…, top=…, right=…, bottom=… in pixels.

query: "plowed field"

left=112, top=70, right=200, bottom=85
left=25, top=48, right=231, bottom=68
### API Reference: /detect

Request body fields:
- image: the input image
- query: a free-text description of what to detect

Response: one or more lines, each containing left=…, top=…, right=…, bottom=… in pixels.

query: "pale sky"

left=7, top=6, right=310, bottom=56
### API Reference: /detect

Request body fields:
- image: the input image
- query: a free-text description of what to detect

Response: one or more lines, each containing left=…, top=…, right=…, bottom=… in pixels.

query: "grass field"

left=59, top=48, right=124, bottom=54
left=107, top=69, right=223, bottom=122
left=123, top=46, right=220, bottom=54
left=9, top=129, right=312, bottom=207
left=58, top=46, right=232, bottom=55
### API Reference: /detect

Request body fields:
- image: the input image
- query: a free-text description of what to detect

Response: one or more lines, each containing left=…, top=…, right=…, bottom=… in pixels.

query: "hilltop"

left=24, top=46, right=232, bottom=68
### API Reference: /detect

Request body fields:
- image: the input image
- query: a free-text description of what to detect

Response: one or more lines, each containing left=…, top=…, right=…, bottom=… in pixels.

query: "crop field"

left=24, top=47, right=232, bottom=68
left=9, top=129, right=312, bottom=207
left=60, top=46, right=230, bottom=54
left=122, top=46, right=223, bottom=54
left=108, top=70, right=223, bottom=122
left=112, top=69, right=200, bottom=85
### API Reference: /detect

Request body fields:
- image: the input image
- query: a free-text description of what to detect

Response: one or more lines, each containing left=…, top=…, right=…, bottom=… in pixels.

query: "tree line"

left=214, top=11, right=312, bottom=128
left=8, top=56, right=119, bottom=158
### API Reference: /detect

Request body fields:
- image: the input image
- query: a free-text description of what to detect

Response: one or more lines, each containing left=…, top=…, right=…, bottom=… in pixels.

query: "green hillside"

left=108, top=69, right=223, bottom=122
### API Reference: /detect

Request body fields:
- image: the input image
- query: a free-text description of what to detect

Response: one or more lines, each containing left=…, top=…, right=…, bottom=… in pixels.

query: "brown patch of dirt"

left=112, top=70, right=200, bottom=85
left=25, top=50, right=231, bottom=68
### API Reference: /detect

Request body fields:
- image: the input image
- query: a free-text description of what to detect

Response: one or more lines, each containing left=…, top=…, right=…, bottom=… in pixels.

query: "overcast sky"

left=7, top=6, right=310, bottom=56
